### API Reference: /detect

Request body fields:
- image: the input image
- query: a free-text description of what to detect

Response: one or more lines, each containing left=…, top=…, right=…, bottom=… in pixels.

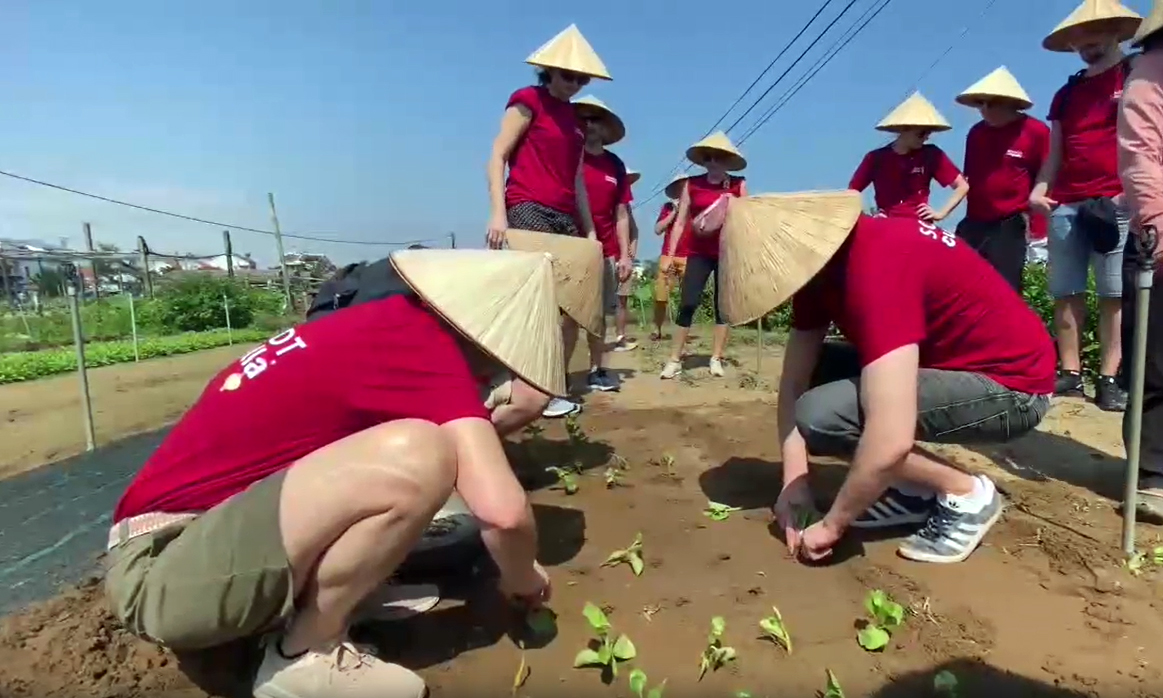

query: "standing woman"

left=849, top=92, right=970, bottom=223
left=485, top=24, right=612, bottom=418
left=651, top=175, right=691, bottom=340
left=660, top=132, right=747, bottom=379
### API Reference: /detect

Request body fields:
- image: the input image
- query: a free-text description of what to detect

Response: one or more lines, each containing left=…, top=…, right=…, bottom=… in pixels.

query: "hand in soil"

left=773, top=477, right=817, bottom=554
left=501, top=561, right=552, bottom=609
left=798, top=520, right=842, bottom=563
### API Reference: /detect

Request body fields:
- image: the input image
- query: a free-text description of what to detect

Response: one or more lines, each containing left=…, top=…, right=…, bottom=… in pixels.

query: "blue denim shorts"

left=1046, top=202, right=1128, bottom=299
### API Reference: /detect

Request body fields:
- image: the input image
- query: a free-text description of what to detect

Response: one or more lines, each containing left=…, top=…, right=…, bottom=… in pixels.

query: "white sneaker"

left=613, top=335, right=638, bottom=352
left=709, top=357, right=725, bottom=377
left=660, top=360, right=683, bottom=379
left=253, top=638, right=426, bottom=698
left=542, top=397, right=581, bottom=418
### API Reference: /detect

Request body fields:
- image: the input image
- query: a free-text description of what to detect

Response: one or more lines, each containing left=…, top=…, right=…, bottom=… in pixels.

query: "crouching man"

left=720, top=191, right=1057, bottom=565
left=104, top=249, right=565, bottom=698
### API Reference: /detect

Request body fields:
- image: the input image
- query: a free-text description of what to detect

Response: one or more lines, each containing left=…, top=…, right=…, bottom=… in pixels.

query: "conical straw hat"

left=504, top=229, right=605, bottom=337
left=686, top=131, right=747, bottom=171
left=664, top=174, right=688, bottom=200
left=573, top=95, right=625, bottom=145
left=876, top=92, right=952, bottom=133
left=955, top=66, right=1034, bottom=110
left=389, top=249, right=566, bottom=397
left=626, top=170, right=641, bottom=185
left=1043, top=0, right=1142, bottom=52
left=526, top=24, right=612, bottom=81
left=719, top=190, right=863, bottom=325
left=1132, top=0, right=1163, bottom=46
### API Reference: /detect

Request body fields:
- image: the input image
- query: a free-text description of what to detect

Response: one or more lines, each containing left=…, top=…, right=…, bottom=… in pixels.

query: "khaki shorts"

left=602, top=257, right=631, bottom=313
left=654, top=256, right=687, bottom=302
left=104, top=470, right=295, bottom=651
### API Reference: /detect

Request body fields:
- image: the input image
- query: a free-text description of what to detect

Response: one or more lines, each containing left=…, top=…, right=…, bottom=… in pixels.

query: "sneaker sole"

left=896, top=498, right=1005, bottom=564
left=589, top=383, right=620, bottom=392
left=542, top=404, right=582, bottom=418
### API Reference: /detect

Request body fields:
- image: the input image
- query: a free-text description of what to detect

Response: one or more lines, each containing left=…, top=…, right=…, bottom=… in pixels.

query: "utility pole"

left=267, top=192, right=292, bottom=310
left=136, top=236, right=153, bottom=298
left=222, top=230, right=234, bottom=279
left=82, top=222, right=100, bottom=300
left=449, top=232, right=457, bottom=249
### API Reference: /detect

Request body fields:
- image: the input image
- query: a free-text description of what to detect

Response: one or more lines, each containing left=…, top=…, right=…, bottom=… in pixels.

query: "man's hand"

left=659, top=256, right=673, bottom=274
left=773, top=476, right=817, bottom=556
left=616, top=256, right=633, bottom=282
left=487, top=213, right=508, bottom=249
left=1029, top=192, right=1058, bottom=217
left=500, top=561, right=551, bottom=610
left=798, top=519, right=844, bottom=563
left=916, top=203, right=942, bottom=222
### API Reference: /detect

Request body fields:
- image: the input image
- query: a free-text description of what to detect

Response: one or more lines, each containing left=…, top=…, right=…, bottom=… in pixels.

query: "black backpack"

left=1058, top=54, right=1137, bottom=115
left=304, top=246, right=426, bottom=323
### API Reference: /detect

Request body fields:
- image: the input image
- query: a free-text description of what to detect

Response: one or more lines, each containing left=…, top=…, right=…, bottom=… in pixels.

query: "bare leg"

left=710, top=324, right=730, bottom=360
left=895, top=447, right=976, bottom=497
left=561, top=315, right=580, bottom=376
left=1098, top=297, right=1123, bottom=375
left=615, top=297, right=629, bottom=340
left=587, top=330, right=605, bottom=370
left=1054, top=295, right=1086, bottom=372
left=667, top=326, right=691, bottom=363
left=277, top=420, right=456, bottom=655
left=652, top=301, right=668, bottom=338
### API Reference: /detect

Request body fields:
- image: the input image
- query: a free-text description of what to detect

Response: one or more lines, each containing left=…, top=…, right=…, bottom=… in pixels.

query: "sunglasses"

left=557, top=70, right=591, bottom=86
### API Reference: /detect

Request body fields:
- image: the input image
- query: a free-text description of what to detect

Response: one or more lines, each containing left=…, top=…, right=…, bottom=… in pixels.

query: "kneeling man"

left=721, top=191, right=1056, bottom=565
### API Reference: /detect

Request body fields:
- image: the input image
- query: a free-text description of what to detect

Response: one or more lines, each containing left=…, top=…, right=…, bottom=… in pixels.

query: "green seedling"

left=573, top=602, right=636, bottom=678
left=524, top=607, right=557, bottom=639
left=857, top=589, right=905, bottom=652
left=564, top=413, right=588, bottom=444
left=698, top=616, right=736, bottom=680
left=794, top=505, right=821, bottom=531
left=704, top=501, right=742, bottom=522
left=628, top=668, right=667, bottom=698
left=1125, top=546, right=1163, bottom=576
left=512, top=647, right=530, bottom=695
left=653, top=453, right=679, bottom=479
left=735, top=692, right=754, bottom=698
left=604, top=455, right=629, bottom=488
left=758, top=605, right=791, bottom=653
left=933, top=670, right=959, bottom=696
left=821, top=669, right=846, bottom=698
left=602, top=533, right=645, bottom=576
left=523, top=423, right=545, bottom=439
left=545, top=466, right=579, bottom=495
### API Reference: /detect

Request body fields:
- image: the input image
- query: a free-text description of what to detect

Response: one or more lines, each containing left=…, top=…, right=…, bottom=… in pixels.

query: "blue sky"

left=0, top=0, right=1152, bottom=265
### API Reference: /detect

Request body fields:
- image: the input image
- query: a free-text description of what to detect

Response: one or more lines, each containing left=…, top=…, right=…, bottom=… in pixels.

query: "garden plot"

left=1, top=377, right=1161, bottom=698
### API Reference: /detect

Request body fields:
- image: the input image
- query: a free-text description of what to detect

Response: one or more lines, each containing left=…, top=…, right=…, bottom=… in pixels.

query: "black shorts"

left=954, top=213, right=1028, bottom=293
left=507, top=202, right=580, bottom=236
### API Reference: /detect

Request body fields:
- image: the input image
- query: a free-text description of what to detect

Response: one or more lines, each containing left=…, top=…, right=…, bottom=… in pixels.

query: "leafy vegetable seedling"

left=758, top=605, right=791, bottom=654
left=659, top=454, right=678, bottom=478
left=698, top=616, right=736, bottom=680
left=822, top=669, right=846, bottom=698
left=1125, top=546, right=1163, bottom=576
left=602, top=533, right=645, bottom=577
left=565, top=413, right=588, bottom=445
left=546, top=466, right=579, bottom=495
left=704, top=501, right=742, bottom=522
left=857, top=589, right=905, bottom=652
left=628, top=668, right=667, bottom=698
left=574, top=602, right=636, bottom=679
left=794, top=505, right=821, bottom=530
left=511, top=648, right=530, bottom=695
left=933, top=670, right=959, bottom=696
left=524, top=607, right=557, bottom=639
left=605, top=455, right=629, bottom=488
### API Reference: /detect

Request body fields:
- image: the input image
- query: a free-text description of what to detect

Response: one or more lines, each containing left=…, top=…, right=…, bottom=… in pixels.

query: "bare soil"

left=2, top=334, right=1163, bottom=697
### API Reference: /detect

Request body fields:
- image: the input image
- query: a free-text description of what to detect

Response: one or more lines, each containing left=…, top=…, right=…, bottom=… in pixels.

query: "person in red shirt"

left=651, top=175, right=691, bottom=340
left=720, top=192, right=1055, bottom=565
left=660, top=131, right=748, bottom=380
left=849, top=92, right=969, bottom=223
left=953, top=67, right=1050, bottom=292
left=1030, top=0, right=1142, bottom=411
left=485, top=25, right=614, bottom=420
left=104, top=249, right=566, bottom=698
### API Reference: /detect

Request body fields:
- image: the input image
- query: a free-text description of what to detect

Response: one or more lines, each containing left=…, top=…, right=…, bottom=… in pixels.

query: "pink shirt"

left=1119, top=51, right=1163, bottom=230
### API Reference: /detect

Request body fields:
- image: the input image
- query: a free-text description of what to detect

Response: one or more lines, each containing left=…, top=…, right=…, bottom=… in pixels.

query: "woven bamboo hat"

left=1133, top=0, right=1163, bottom=46
left=876, top=92, right=952, bottom=133
left=390, top=249, right=566, bottom=397
left=664, top=174, right=688, bottom=200
left=573, top=95, right=626, bottom=145
left=526, top=24, right=612, bottom=80
left=627, top=170, right=641, bottom=185
left=1044, top=0, right=1141, bottom=52
left=686, top=131, right=747, bottom=171
left=956, top=66, right=1034, bottom=110
left=719, top=190, right=863, bottom=325
left=504, top=230, right=605, bottom=337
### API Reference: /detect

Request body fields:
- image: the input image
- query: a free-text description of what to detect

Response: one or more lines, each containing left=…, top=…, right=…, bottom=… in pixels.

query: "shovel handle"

left=1137, top=225, right=1158, bottom=275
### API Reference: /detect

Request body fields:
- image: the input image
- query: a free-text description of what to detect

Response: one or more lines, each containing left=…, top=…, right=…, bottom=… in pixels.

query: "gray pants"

left=795, top=342, right=1050, bottom=457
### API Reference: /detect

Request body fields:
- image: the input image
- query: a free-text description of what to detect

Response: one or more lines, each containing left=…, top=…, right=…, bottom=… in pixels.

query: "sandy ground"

left=1, top=330, right=1162, bottom=697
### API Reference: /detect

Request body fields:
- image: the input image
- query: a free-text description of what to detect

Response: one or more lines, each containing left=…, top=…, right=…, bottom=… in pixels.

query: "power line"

left=736, top=0, right=894, bottom=145
left=0, top=169, right=444, bottom=248
left=893, top=0, right=1003, bottom=102
left=633, top=0, right=839, bottom=205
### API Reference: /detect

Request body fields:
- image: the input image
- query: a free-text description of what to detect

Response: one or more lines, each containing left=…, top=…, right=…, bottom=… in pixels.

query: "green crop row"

left=0, top=328, right=271, bottom=385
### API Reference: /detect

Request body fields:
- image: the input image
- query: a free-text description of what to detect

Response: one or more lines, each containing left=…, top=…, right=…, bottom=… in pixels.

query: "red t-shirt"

left=791, top=215, right=1055, bottom=395
left=113, top=296, right=489, bottom=521
left=658, top=202, right=692, bottom=258
left=1046, top=63, right=1126, bottom=204
left=685, top=174, right=745, bottom=259
left=504, top=85, right=585, bottom=215
left=583, top=150, right=631, bottom=259
left=963, top=115, right=1051, bottom=222
left=849, top=145, right=961, bottom=219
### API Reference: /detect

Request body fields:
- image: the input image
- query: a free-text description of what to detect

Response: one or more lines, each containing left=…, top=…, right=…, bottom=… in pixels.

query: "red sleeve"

left=791, top=283, right=831, bottom=331
left=350, top=300, right=490, bottom=425
left=848, top=151, right=875, bottom=191
left=507, top=86, right=542, bottom=115
left=657, top=203, right=674, bottom=222
left=1046, top=86, right=1066, bottom=122
left=931, top=147, right=961, bottom=188
left=844, top=245, right=925, bottom=366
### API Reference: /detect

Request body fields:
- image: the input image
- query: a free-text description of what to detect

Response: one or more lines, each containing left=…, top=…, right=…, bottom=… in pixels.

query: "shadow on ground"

left=963, top=429, right=1125, bottom=502
left=869, top=657, right=1093, bottom=698
left=505, top=433, right=615, bottom=492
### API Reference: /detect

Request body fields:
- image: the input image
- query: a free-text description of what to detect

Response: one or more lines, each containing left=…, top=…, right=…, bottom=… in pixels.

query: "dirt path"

left=0, top=345, right=253, bottom=480
left=2, top=335, right=1162, bottom=697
